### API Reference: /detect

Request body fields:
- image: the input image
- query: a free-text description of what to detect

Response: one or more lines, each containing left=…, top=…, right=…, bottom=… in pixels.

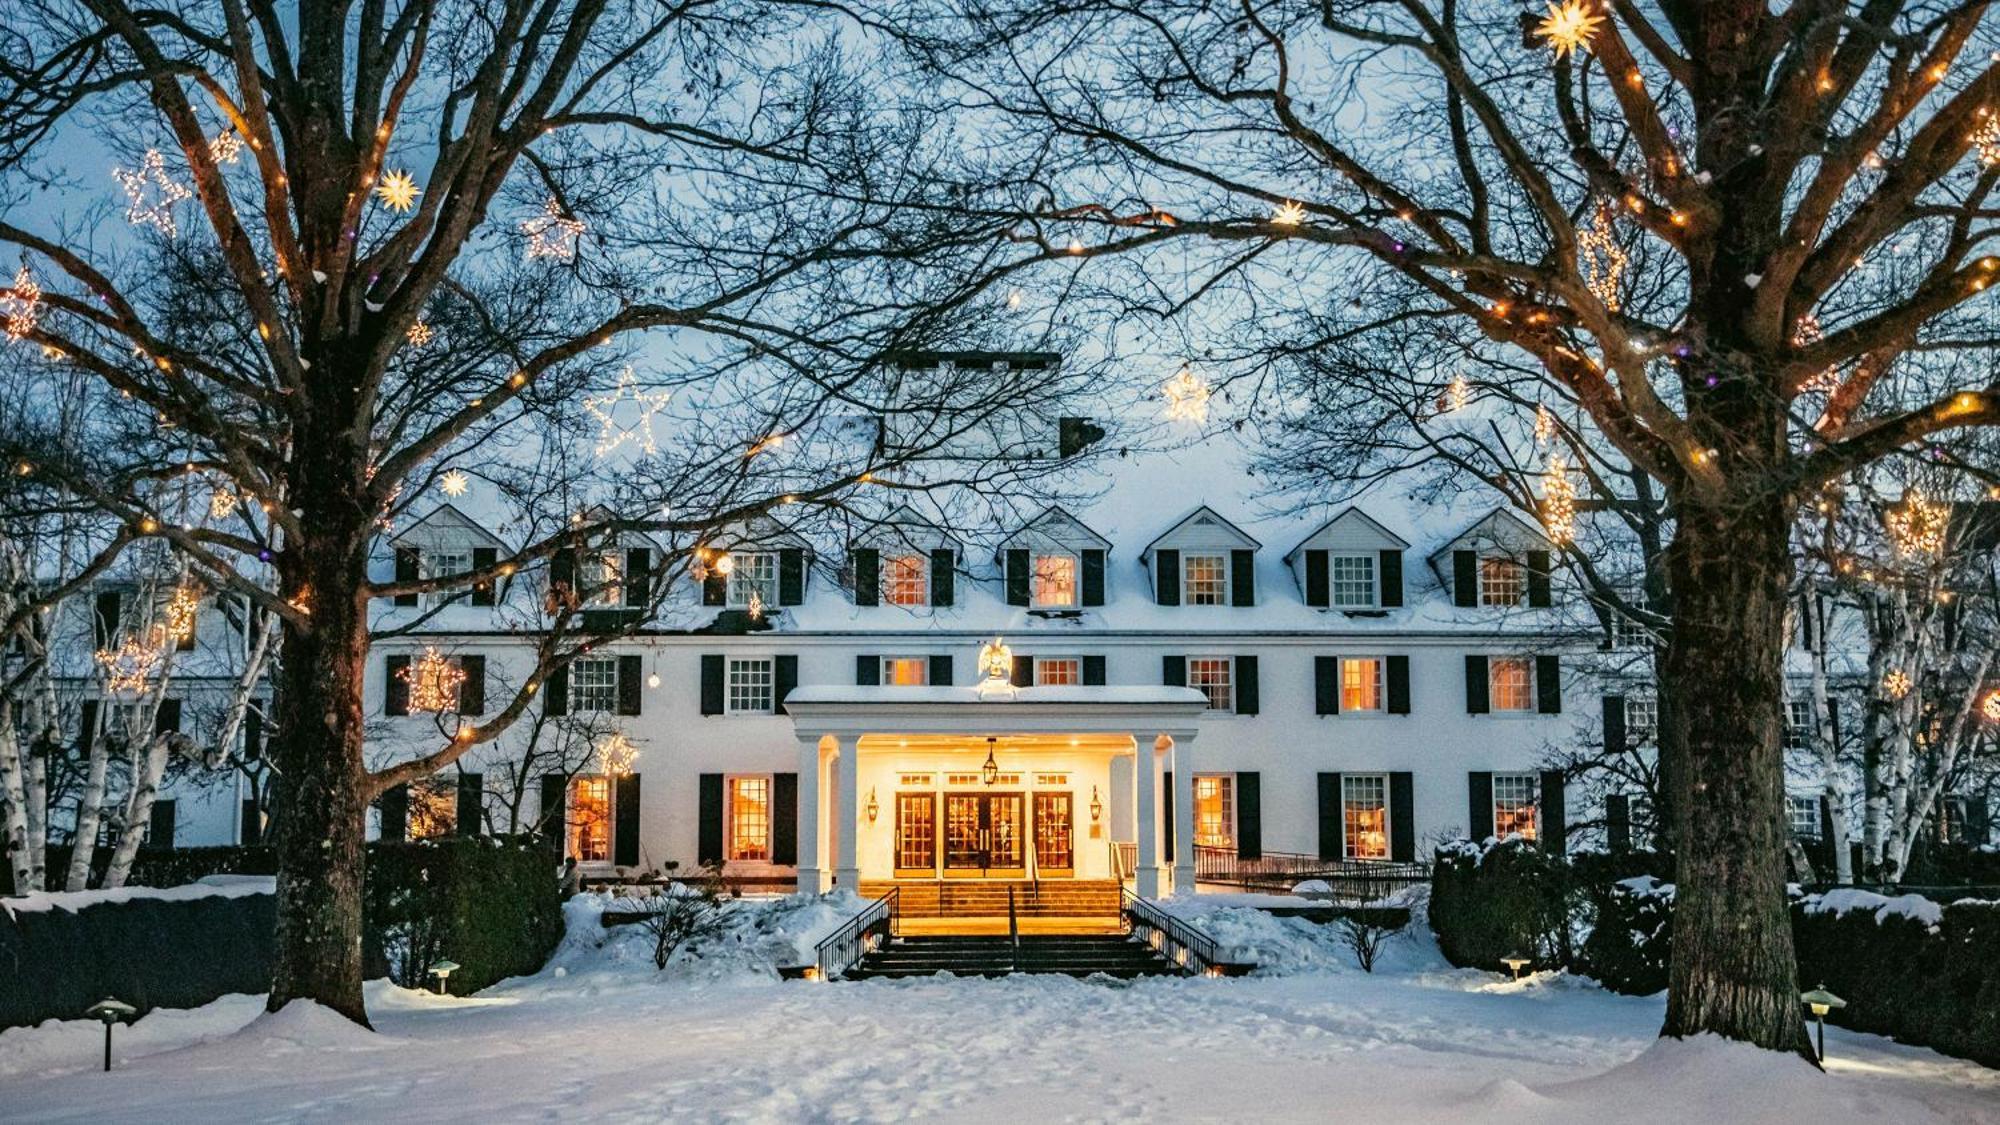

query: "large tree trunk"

left=0, top=701, right=34, bottom=892
left=1660, top=497, right=1813, bottom=1057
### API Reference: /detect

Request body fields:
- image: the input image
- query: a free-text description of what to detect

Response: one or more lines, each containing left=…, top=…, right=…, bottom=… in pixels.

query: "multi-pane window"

left=567, top=775, right=611, bottom=863
left=1626, top=694, right=1659, bottom=746
left=1031, top=554, right=1077, bottom=607
left=1783, top=699, right=1815, bottom=751
left=427, top=550, right=470, bottom=607
left=729, top=776, right=771, bottom=861
left=1330, top=554, right=1377, bottom=608
left=883, top=554, right=929, bottom=607
left=727, top=552, right=778, bottom=609
left=1183, top=553, right=1227, bottom=605
left=1194, top=775, right=1234, bottom=847
left=1187, top=656, right=1233, bottom=712
left=882, top=657, right=929, bottom=686
left=1036, top=657, right=1082, bottom=686
left=1492, top=773, right=1539, bottom=840
left=1340, top=657, right=1385, bottom=712
left=408, top=778, right=458, bottom=840
left=1490, top=657, right=1535, bottom=712
left=1343, top=774, right=1389, bottom=860
left=572, top=657, right=618, bottom=712
left=1787, top=794, right=1823, bottom=840
left=583, top=551, right=624, bottom=608
left=1479, top=556, right=1525, bottom=606
left=727, top=657, right=775, bottom=714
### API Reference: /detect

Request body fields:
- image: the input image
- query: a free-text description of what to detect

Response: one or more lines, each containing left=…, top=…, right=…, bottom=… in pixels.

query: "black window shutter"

left=543, top=664, right=569, bottom=717
left=1389, top=772, right=1415, bottom=862
left=456, top=773, right=483, bottom=835
left=617, top=654, right=643, bottom=716
left=380, top=784, right=409, bottom=843
left=625, top=548, right=651, bottom=608
left=1011, top=655, right=1034, bottom=687
left=552, top=547, right=577, bottom=592
left=1005, top=549, right=1030, bottom=606
left=1603, top=695, right=1627, bottom=754
left=1539, top=770, right=1567, bottom=854
left=698, top=773, right=724, bottom=865
left=470, top=546, right=498, bottom=606
left=779, top=548, right=806, bottom=606
left=1315, top=656, right=1339, bottom=715
left=242, top=704, right=263, bottom=760
left=1964, top=796, right=1990, bottom=845
left=1230, top=549, right=1256, bottom=606
left=1082, top=655, right=1106, bottom=686
left=240, top=799, right=262, bottom=845
left=614, top=773, right=642, bottom=866
left=856, top=655, right=880, bottom=686
left=1162, top=770, right=1173, bottom=861
left=772, top=773, right=799, bottom=865
left=702, top=570, right=727, bottom=606
left=1387, top=655, right=1411, bottom=715
left=78, top=698, right=99, bottom=757
left=1154, top=549, right=1180, bottom=605
left=452, top=655, right=483, bottom=716
left=1235, top=655, right=1259, bottom=715
left=539, top=774, right=567, bottom=850
left=394, top=548, right=420, bottom=606
left=1527, top=549, right=1552, bottom=607
left=1317, top=773, right=1343, bottom=860
left=1464, top=654, right=1489, bottom=713
left=1081, top=549, right=1106, bottom=606
left=1606, top=794, right=1631, bottom=851
left=1379, top=550, right=1404, bottom=608
left=1236, top=772, right=1261, bottom=860
left=1827, top=697, right=1842, bottom=748
left=929, top=549, right=955, bottom=606
left=852, top=548, right=880, bottom=607
left=154, top=698, right=181, bottom=733
left=385, top=655, right=411, bottom=715
left=1452, top=550, right=1478, bottom=607
left=1467, top=772, right=1494, bottom=840
left=147, top=799, right=177, bottom=849
left=1162, top=655, right=1186, bottom=687
left=1536, top=655, right=1563, bottom=714
left=699, top=655, right=724, bottom=716
left=774, top=655, right=798, bottom=713
left=1305, top=550, right=1329, bottom=607
left=94, top=591, right=122, bottom=646
left=930, top=654, right=954, bottom=686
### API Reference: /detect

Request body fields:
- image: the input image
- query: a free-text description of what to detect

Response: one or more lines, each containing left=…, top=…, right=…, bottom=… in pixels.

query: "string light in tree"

left=1983, top=690, right=2000, bottom=723
left=1577, top=204, right=1626, bottom=310
left=1272, top=199, right=1308, bottom=226
left=1441, top=372, right=1471, bottom=413
left=1885, top=490, right=1949, bottom=557
left=1006, top=290, right=1023, bottom=310
left=96, top=637, right=162, bottom=695
left=1162, top=366, right=1213, bottom=423
left=1541, top=449, right=1578, bottom=544
left=584, top=366, right=671, bottom=458
left=376, top=170, right=421, bottom=213
left=402, top=647, right=466, bottom=712
left=3, top=265, right=42, bottom=342
left=746, top=588, right=766, bottom=621
left=163, top=584, right=201, bottom=645
left=114, top=149, right=192, bottom=236
left=439, top=469, right=471, bottom=498
left=209, top=491, right=239, bottom=519
left=522, top=197, right=586, bottom=261
left=1536, top=0, right=1605, bottom=59
left=209, top=129, right=242, bottom=165
left=1976, top=111, right=2000, bottom=167
left=1534, top=403, right=1557, bottom=446
left=406, top=319, right=434, bottom=347
left=1883, top=669, right=1913, bottom=700
left=597, top=732, right=639, bottom=776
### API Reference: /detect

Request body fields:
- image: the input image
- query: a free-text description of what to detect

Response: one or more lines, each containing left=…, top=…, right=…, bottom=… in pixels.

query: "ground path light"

left=1801, top=984, right=1846, bottom=1062
left=1501, top=956, right=1531, bottom=982
left=86, top=997, right=136, bottom=1072
left=430, top=959, right=461, bottom=995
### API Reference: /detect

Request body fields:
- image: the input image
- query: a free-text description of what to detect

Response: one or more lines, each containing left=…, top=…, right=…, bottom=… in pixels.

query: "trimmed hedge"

left=364, top=837, right=565, bottom=995
left=1577, top=875, right=1672, bottom=995
left=1791, top=896, right=2000, bottom=1068
left=0, top=845, right=279, bottom=896
left=1428, top=838, right=1575, bottom=970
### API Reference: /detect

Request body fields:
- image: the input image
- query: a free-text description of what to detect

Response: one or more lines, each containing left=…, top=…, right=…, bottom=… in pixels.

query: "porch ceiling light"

left=982, top=737, right=1000, bottom=786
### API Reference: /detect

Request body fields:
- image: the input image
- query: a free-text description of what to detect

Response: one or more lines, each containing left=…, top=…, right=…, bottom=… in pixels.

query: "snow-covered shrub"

left=1578, top=876, right=1674, bottom=995
left=1428, top=837, right=1574, bottom=970
left=629, top=868, right=731, bottom=970
left=1333, top=909, right=1407, bottom=972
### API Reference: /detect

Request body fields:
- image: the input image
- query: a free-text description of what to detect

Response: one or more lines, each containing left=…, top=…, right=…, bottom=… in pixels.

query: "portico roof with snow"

left=782, top=683, right=1209, bottom=740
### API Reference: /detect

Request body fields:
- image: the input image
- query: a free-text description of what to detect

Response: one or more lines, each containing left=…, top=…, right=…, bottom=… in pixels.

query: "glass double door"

left=944, top=793, right=1025, bottom=877
left=898, top=791, right=1074, bottom=878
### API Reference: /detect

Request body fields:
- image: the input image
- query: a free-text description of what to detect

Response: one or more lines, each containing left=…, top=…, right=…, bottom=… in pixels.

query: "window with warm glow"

left=1183, top=553, right=1227, bottom=605
left=727, top=552, right=777, bottom=608
left=1194, top=774, right=1234, bottom=847
left=1479, top=556, right=1525, bottom=606
left=583, top=551, right=624, bottom=608
left=883, top=554, right=928, bottom=606
left=1330, top=554, right=1377, bottom=607
left=1035, top=657, right=1081, bottom=686
left=407, top=779, right=458, bottom=839
left=1492, top=773, right=1539, bottom=840
left=568, top=775, right=610, bottom=863
left=1343, top=774, right=1388, bottom=860
left=882, top=657, right=929, bottom=686
left=1489, top=657, right=1534, bottom=712
left=726, top=657, right=774, bottom=713
left=1031, top=554, right=1077, bottom=607
left=572, top=657, right=618, bottom=712
left=1187, top=656, right=1233, bottom=711
left=1340, top=657, right=1384, bottom=712
left=729, top=775, right=771, bottom=861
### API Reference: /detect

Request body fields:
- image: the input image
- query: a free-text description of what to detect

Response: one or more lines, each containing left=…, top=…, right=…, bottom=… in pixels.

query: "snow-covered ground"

left=3, top=895, right=1995, bottom=1123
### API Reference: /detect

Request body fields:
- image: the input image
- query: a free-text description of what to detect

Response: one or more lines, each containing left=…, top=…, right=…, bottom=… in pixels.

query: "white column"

left=1172, top=734, right=1196, bottom=893
left=1134, top=735, right=1160, bottom=898
left=795, top=737, right=827, bottom=893
left=834, top=734, right=861, bottom=889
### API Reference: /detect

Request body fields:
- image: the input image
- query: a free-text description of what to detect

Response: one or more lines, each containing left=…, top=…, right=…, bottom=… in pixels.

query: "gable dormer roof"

left=1141, top=504, right=1261, bottom=555
left=997, top=504, right=1112, bottom=555
left=572, top=504, right=666, bottom=552
left=851, top=504, right=961, bottom=553
left=1282, top=506, right=1410, bottom=563
left=390, top=503, right=507, bottom=551
left=1426, top=507, right=1551, bottom=563
left=705, top=511, right=810, bottom=555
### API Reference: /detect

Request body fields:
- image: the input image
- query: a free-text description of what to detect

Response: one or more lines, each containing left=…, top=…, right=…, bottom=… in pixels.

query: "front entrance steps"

left=857, top=879, right=1121, bottom=922
left=847, top=933, right=1176, bottom=979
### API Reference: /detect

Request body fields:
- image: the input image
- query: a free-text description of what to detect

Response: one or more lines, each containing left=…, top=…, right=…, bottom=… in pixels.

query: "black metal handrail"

left=1008, top=886, right=1020, bottom=971
left=1195, top=844, right=1428, bottom=900
left=1121, top=887, right=1222, bottom=975
left=812, top=888, right=897, bottom=980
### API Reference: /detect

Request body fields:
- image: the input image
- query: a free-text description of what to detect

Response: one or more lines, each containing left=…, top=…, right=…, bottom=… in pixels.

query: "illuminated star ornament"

left=1977, top=112, right=2000, bottom=167
left=584, top=366, right=672, bottom=457
left=1577, top=204, right=1627, bottom=310
left=1272, top=199, right=1308, bottom=226
left=209, top=491, right=240, bottom=519
left=1983, top=690, right=2000, bottom=723
left=1537, top=0, right=1605, bottom=59
left=3, top=265, right=43, bottom=342
left=439, top=469, right=470, bottom=497
left=401, top=646, right=466, bottom=713
left=406, top=319, right=434, bottom=347
left=1541, top=449, right=1578, bottom=545
left=597, top=732, right=640, bottom=776
left=522, top=197, right=586, bottom=261
left=1883, top=669, right=1913, bottom=700
left=1441, top=372, right=1471, bottom=414
left=1162, top=366, right=1212, bottom=423
left=209, top=129, right=243, bottom=165
left=376, top=169, right=421, bottom=213
left=114, top=149, right=193, bottom=236
left=95, top=637, right=163, bottom=695
left=1884, top=490, right=1948, bottom=558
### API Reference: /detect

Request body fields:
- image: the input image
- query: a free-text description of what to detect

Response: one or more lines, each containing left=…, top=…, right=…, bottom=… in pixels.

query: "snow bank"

left=1800, top=888, right=1944, bottom=931
left=1526, top=1034, right=1895, bottom=1124
left=0, top=875, right=275, bottom=917
left=524, top=890, right=864, bottom=988
left=1162, top=886, right=1447, bottom=976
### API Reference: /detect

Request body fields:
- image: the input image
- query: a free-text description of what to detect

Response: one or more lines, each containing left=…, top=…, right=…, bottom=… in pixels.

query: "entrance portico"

left=784, top=684, right=1208, bottom=897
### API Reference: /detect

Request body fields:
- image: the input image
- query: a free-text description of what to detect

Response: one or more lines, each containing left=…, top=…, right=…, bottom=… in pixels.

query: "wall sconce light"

left=1090, top=785, right=1104, bottom=823
left=865, top=787, right=879, bottom=823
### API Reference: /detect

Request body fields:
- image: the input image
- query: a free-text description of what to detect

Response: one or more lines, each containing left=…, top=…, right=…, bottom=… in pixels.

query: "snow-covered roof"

left=390, top=503, right=508, bottom=551
left=997, top=504, right=1112, bottom=554
left=1283, top=506, right=1411, bottom=562
left=1426, top=507, right=1552, bottom=563
left=1141, top=504, right=1262, bottom=554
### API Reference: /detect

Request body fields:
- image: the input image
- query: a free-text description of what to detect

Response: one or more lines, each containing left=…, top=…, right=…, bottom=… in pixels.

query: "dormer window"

left=426, top=549, right=470, bottom=607
left=1032, top=553, right=1078, bottom=608
left=1183, top=553, right=1227, bottom=605
left=1330, top=554, right=1377, bottom=608
left=583, top=551, right=624, bottom=608
left=1479, top=556, right=1526, bottom=606
left=727, top=552, right=778, bottom=608
left=883, top=554, right=929, bottom=607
